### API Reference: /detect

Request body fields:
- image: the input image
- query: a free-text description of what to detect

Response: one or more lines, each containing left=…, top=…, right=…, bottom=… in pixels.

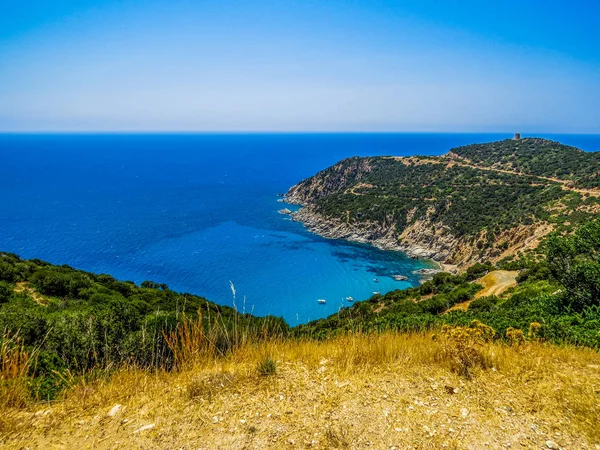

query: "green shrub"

left=0, top=282, right=12, bottom=303
left=256, top=356, right=277, bottom=376
left=468, top=296, right=498, bottom=312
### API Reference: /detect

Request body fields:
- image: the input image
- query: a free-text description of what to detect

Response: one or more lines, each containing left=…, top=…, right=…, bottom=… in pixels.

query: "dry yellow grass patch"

left=474, top=271, right=519, bottom=299
left=1, top=332, right=599, bottom=449
left=13, top=282, right=48, bottom=306
left=449, top=271, right=518, bottom=312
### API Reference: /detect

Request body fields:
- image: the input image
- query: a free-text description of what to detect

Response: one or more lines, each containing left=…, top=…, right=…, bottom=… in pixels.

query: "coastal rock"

left=412, top=268, right=442, bottom=276
left=289, top=206, right=452, bottom=265
left=278, top=208, right=292, bottom=215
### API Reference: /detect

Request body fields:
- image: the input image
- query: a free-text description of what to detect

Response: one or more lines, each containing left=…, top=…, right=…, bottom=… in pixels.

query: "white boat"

left=374, top=278, right=379, bottom=282
left=317, top=299, right=326, bottom=304
left=346, top=296, right=354, bottom=302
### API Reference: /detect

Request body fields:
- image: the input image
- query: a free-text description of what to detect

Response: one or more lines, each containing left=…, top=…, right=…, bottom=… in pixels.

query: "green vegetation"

left=308, top=157, right=575, bottom=238
left=546, top=219, right=600, bottom=311
left=295, top=221, right=600, bottom=348
left=256, top=355, right=277, bottom=376
left=0, top=253, right=287, bottom=399
left=2, top=138, right=600, bottom=407
left=451, top=138, right=600, bottom=189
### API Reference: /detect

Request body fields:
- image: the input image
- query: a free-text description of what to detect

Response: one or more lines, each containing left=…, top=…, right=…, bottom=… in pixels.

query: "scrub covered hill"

left=449, top=138, right=600, bottom=189
left=285, top=138, right=600, bottom=268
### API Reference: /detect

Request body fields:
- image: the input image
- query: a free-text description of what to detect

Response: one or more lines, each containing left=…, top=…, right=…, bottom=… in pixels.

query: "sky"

left=1, top=0, right=599, bottom=132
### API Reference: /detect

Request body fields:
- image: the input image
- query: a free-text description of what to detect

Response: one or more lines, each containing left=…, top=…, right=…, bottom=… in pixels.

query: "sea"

left=1, top=133, right=599, bottom=324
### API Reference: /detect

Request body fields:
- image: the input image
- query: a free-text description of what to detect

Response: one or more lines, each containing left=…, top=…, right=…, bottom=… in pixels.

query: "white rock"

left=134, top=423, right=156, bottom=433
left=545, top=441, right=559, bottom=450
left=461, top=407, right=469, bottom=418
left=107, top=404, right=122, bottom=417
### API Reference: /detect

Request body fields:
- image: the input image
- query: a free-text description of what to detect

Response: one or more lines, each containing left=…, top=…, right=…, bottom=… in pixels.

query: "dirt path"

left=474, top=270, right=519, bottom=298
left=14, top=282, right=47, bottom=305
left=392, top=154, right=600, bottom=197
left=345, top=182, right=374, bottom=196
left=446, top=154, right=600, bottom=197
left=447, top=270, right=518, bottom=312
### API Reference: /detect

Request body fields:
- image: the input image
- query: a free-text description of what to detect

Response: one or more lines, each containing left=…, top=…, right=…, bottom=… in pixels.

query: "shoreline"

left=283, top=202, right=455, bottom=275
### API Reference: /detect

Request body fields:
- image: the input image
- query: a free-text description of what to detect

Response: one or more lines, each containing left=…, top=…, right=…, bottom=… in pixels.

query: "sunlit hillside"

left=2, top=330, right=599, bottom=449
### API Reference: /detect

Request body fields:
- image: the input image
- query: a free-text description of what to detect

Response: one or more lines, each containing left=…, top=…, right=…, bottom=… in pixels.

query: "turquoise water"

left=1, top=133, right=599, bottom=324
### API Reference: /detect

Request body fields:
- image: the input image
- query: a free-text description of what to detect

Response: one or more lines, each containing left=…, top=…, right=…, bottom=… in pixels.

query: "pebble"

left=545, top=441, right=559, bottom=450
left=134, top=423, right=155, bottom=433
left=107, top=404, right=122, bottom=417
left=444, top=385, right=459, bottom=394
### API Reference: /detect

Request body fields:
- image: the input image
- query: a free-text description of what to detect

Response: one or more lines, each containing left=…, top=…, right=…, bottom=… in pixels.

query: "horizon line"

left=2, top=130, right=600, bottom=136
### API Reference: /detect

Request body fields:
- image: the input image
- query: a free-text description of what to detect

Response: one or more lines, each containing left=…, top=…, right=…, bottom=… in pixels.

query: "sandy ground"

left=448, top=270, right=518, bottom=312
left=474, top=270, right=519, bottom=299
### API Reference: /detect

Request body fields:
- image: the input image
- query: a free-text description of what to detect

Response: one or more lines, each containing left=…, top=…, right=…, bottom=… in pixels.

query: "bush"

left=0, top=282, right=11, bottom=303
left=546, top=220, right=600, bottom=311
left=465, top=262, right=493, bottom=281
left=30, top=269, right=71, bottom=297
left=256, top=356, right=277, bottom=376
left=468, top=296, right=498, bottom=312
left=438, top=321, right=495, bottom=379
left=506, top=327, right=525, bottom=345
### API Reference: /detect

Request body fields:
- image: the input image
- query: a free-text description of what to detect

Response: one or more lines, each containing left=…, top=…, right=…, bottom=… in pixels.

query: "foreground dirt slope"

left=3, top=333, right=599, bottom=449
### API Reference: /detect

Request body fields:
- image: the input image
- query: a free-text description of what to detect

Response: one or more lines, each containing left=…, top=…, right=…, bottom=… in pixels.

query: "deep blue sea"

left=1, top=133, right=599, bottom=324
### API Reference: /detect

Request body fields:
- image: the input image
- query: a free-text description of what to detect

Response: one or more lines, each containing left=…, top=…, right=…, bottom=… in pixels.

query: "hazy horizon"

left=2, top=1, right=599, bottom=133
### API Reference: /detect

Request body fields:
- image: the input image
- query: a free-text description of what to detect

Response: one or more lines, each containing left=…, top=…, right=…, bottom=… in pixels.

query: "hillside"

left=2, top=220, right=600, bottom=448
left=0, top=252, right=287, bottom=399
left=3, top=332, right=599, bottom=449
left=449, top=138, right=600, bottom=189
left=285, top=138, right=600, bottom=268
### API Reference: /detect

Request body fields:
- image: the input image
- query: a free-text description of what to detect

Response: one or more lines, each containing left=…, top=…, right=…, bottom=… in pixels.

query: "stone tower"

left=513, top=133, right=521, bottom=140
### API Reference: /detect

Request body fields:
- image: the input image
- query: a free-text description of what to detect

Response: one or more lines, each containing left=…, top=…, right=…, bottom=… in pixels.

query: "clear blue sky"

left=1, top=0, right=599, bottom=132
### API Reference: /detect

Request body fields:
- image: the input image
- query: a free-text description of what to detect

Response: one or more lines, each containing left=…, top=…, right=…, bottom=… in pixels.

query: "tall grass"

left=2, top=325, right=600, bottom=446
left=0, top=330, right=37, bottom=433
left=163, top=305, right=286, bottom=369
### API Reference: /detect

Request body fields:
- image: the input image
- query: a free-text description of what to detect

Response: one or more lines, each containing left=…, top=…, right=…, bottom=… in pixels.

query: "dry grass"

left=13, top=282, right=48, bottom=306
left=0, top=332, right=37, bottom=436
left=448, top=270, right=518, bottom=312
left=1, top=331, right=599, bottom=449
